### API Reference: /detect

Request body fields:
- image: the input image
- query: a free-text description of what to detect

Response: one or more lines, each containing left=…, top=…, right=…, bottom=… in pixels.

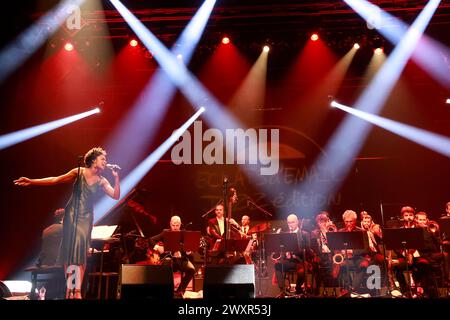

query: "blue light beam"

left=94, top=107, right=205, bottom=222
left=0, top=107, right=100, bottom=150
left=331, top=101, right=450, bottom=158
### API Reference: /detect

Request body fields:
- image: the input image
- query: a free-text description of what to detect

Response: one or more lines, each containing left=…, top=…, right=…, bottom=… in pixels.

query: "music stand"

left=265, top=233, right=300, bottom=296
left=327, top=232, right=368, bottom=291
left=162, top=231, right=201, bottom=253
left=383, top=228, right=426, bottom=296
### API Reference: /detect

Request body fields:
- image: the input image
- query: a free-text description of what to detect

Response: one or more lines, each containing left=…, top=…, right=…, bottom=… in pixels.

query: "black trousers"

left=161, top=257, right=195, bottom=292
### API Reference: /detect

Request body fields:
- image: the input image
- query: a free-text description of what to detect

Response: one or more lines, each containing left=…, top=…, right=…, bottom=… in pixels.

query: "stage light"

left=311, top=33, right=319, bottom=41
left=330, top=101, right=338, bottom=108
left=374, top=47, right=383, bottom=55
left=353, top=43, right=360, bottom=49
left=64, top=42, right=74, bottom=51
left=446, top=98, right=450, bottom=104
left=94, top=107, right=101, bottom=113
left=0, top=0, right=87, bottom=84
left=105, top=0, right=216, bottom=181
left=129, top=39, right=138, bottom=47
left=177, top=54, right=183, bottom=60
left=263, top=45, right=270, bottom=53
left=222, top=37, right=230, bottom=44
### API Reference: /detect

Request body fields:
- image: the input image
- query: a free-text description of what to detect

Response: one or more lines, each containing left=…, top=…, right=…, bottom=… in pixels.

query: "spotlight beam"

left=94, top=107, right=205, bottom=222
left=0, top=0, right=86, bottom=83
left=0, top=107, right=100, bottom=150
left=344, top=0, right=450, bottom=89
left=107, top=0, right=280, bottom=212
left=290, top=1, right=440, bottom=216
left=105, top=0, right=216, bottom=171
left=331, top=101, right=450, bottom=158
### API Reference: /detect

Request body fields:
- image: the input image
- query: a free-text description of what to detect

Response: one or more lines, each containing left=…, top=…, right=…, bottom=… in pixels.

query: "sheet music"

left=91, top=225, right=118, bottom=239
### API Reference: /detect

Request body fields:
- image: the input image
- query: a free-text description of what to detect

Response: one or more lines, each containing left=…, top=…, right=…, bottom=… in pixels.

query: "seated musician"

left=393, top=208, right=443, bottom=297
left=148, top=216, right=195, bottom=297
left=273, top=214, right=311, bottom=297
left=412, top=212, right=443, bottom=297
left=392, top=206, right=418, bottom=295
left=439, top=202, right=450, bottom=285
left=310, top=212, right=337, bottom=295
left=335, top=210, right=372, bottom=293
left=38, top=208, right=64, bottom=267
left=360, top=212, right=384, bottom=265
left=241, top=215, right=258, bottom=264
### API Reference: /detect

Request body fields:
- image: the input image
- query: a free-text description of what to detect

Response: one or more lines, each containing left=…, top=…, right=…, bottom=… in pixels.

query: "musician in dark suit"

left=336, top=210, right=371, bottom=293
left=273, top=214, right=311, bottom=296
left=149, top=216, right=195, bottom=297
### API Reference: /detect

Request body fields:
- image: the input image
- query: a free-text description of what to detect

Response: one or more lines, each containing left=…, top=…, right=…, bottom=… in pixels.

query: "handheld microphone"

left=106, top=164, right=122, bottom=171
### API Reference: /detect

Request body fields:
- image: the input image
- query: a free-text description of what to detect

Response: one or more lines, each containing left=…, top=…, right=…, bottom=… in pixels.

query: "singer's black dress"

left=60, top=169, right=99, bottom=265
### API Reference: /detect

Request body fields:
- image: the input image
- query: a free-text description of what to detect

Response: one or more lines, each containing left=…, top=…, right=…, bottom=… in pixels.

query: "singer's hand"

left=14, top=177, right=31, bottom=186
left=111, top=169, right=119, bottom=178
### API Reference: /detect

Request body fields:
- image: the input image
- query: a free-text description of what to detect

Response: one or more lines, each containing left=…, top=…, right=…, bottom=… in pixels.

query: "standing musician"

left=272, top=214, right=311, bottom=297
left=148, top=216, right=195, bottom=297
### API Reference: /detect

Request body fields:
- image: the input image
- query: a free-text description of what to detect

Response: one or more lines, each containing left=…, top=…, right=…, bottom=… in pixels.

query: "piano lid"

left=95, top=188, right=157, bottom=238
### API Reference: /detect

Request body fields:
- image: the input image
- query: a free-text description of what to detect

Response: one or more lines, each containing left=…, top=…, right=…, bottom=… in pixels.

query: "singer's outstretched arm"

left=13, top=168, right=78, bottom=186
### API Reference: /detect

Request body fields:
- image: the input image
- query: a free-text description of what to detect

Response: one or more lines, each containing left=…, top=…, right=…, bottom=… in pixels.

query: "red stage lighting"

left=130, top=39, right=138, bottom=47
left=311, top=33, right=319, bottom=41
left=222, top=37, right=230, bottom=44
left=374, top=47, right=384, bottom=55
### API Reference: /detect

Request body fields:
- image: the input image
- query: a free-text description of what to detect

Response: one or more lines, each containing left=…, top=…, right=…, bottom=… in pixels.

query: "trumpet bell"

left=332, top=253, right=344, bottom=265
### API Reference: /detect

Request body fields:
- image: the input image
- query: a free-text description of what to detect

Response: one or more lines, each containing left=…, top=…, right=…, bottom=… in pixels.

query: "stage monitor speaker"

left=204, top=265, right=255, bottom=298
left=118, top=264, right=174, bottom=299
left=0, top=281, right=12, bottom=299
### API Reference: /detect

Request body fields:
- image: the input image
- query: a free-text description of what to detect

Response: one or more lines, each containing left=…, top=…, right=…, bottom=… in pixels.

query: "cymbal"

left=248, top=222, right=270, bottom=234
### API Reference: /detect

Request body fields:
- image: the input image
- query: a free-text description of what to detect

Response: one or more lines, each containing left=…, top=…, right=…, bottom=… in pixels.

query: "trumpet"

left=270, top=252, right=281, bottom=263
left=332, top=252, right=344, bottom=265
left=427, top=220, right=440, bottom=234
left=326, top=223, right=337, bottom=232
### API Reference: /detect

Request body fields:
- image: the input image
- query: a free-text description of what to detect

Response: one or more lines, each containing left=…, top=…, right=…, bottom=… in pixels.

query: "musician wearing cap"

left=149, top=216, right=195, bottom=297
left=272, top=214, right=311, bottom=297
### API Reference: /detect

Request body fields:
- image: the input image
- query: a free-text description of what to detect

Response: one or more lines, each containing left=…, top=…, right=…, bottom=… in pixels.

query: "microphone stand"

left=223, top=178, right=230, bottom=262
left=67, top=157, right=83, bottom=291
left=247, top=199, right=272, bottom=296
left=379, top=202, right=393, bottom=297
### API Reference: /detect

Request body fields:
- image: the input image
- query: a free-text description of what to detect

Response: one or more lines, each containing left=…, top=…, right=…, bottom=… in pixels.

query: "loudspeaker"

left=204, top=265, right=255, bottom=298
left=118, top=264, right=174, bottom=299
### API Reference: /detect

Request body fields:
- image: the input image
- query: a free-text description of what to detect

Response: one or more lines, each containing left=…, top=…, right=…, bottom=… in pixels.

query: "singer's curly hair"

left=84, top=147, right=106, bottom=168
